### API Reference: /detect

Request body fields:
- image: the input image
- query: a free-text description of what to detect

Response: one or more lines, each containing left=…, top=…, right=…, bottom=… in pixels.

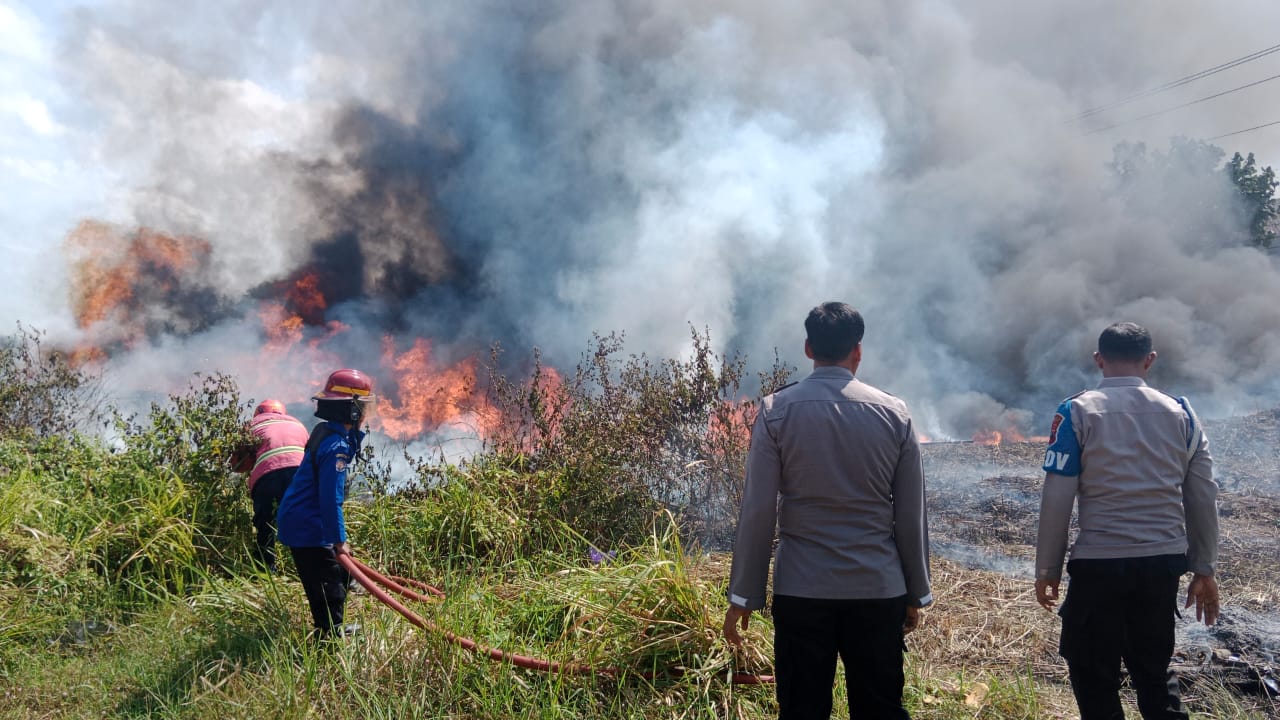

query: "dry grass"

left=919, top=424, right=1280, bottom=719
left=911, top=558, right=1061, bottom=676
left=909, top=558, right=1079, bottom=718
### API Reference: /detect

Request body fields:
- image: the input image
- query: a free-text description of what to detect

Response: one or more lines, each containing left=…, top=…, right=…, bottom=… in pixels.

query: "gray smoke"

left=22, top=0, right=1280, bottom=437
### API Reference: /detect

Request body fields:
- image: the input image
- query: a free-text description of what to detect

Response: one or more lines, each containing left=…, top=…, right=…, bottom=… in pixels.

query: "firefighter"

left=232, top=399, right=309, bottom=572
left=276, top=368, right=376, bottom=639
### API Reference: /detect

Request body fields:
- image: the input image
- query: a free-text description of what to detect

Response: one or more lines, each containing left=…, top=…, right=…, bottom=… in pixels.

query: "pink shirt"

left=247, top=412, right=310, bottom=492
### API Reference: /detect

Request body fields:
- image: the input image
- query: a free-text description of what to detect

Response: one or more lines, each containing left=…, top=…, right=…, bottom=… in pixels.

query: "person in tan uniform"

left=723, top=301, right=930, bottom=720
left=1036, top=322, right=1219, bottom=720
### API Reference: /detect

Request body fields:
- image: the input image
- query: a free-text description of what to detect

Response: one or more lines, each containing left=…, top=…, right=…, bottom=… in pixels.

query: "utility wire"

left=1073, top=42, right=1280, bottom=121
left=1084, top=71, right=1280, bottom=135
left=1209, top=119, right=1280, bottom=141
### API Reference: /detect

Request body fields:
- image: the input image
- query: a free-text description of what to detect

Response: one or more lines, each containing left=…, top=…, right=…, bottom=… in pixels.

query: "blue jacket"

left=276, top=422, right=363, bottom=548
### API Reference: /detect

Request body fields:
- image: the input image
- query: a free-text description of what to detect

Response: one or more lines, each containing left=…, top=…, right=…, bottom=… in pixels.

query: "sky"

left=1, top=1, right=104, bottom=333
left=3, top=1, right=1280, bottom=438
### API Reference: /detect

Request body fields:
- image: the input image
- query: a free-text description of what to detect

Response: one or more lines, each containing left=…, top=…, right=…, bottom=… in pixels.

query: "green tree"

left=1108, top=138, right=1279, bottom=249
left=1224, top=151, right=1279, bottom=249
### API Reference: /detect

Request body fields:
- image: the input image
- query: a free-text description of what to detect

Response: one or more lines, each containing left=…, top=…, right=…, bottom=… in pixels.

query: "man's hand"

left=1036, top=579, right=1060, bottom=611
left=334, top=542, right=352, bottom=556
left=1186, top=574, right=1219, bottom=626
left=723, top=605, right=751, bottom=647
left=903, top=606, right=921, bottom=634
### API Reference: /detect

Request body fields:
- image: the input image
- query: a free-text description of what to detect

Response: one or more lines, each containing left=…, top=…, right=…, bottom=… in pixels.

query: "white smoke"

left=9, top=0, right=1280, bottom=437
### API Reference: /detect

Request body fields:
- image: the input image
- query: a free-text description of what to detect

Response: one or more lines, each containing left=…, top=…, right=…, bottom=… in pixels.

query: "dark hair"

left=1098, top=322, right=1153, bottom=362
left=805, top=302, right=865, bottom=362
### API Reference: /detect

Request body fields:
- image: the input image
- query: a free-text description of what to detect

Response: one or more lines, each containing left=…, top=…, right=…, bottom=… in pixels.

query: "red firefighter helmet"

left=254, top=399, right=287, bottom=416
left=313, top=368, right=375, bottom=400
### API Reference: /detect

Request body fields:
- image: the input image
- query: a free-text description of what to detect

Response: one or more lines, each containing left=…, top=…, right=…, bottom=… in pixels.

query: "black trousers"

left=250, top=466, right=296, bottom=570
left=290, top=546, right=350, bottom=636
left=1059, top=555, right=1189, bottom=720
left=771, top=594, right=911, bottom=720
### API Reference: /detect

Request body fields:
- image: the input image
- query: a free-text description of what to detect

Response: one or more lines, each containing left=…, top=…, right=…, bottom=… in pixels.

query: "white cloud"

left=1, top=155, right=60, bottom=183
left=0, top=94, right=64, bottom=134
left=0, top=2, right=46, bottom=62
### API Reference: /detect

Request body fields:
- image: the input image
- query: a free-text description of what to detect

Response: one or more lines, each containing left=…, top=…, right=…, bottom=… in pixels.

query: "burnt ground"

left=921, top=409, right=1280, bottom=709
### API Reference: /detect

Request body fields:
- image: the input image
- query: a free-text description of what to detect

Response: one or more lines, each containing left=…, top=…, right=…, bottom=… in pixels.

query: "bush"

left=0, top=373, right=256, bottom=609
left=359, top=459, right=548, bottom=570
left=110, top=373, right=256, bottom=588
left=484, top=328, right=794, bottom=549
left=0, top=324, right=106, bottom=439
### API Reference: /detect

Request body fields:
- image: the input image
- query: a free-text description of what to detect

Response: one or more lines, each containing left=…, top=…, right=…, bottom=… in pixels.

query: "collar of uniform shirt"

left=1097, top=376, right=1147, bottom=388
left=809, top=366, right=855, bottom=380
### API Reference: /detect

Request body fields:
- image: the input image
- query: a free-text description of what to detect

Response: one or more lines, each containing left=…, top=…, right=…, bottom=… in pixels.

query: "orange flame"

left=707, top=397, right=757, bottom=448
left=484, top=364, right=570, bottom=453
left=374, top=337, right=501, bottom=441
left=63, top=221, right=214, bottom=365
left=66, top=221, right=211, bottom=329
left=258, top=301, right=305, bottom=351
left=971, top=428, right=1050, bottom=445
left=285, top=271, right=328, bottom=325
left=243, top=289, right=349, bottom=405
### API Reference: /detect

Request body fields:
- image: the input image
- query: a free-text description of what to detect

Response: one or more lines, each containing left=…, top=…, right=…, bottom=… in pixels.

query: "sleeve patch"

left=1048, top=413, right=1063, bottom=444
left=1042, top=401, right=1082, bottom=476
left=335, top=459, right=347, bottom=473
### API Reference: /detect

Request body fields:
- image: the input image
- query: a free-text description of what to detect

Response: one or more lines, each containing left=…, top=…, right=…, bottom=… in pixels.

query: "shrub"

left=485, top=328, right=794, bottom=549
left=110, top=373, right=256, bottom=587
left=0, top=324, right=106, bottom=439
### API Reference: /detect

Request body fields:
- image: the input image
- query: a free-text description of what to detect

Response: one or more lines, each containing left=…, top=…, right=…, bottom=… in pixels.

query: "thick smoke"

left=26, top=0, right=1280, bottom=437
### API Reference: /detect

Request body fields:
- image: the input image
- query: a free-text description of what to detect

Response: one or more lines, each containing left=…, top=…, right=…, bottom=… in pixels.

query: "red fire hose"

left=336, top=554, right=775, bottom=685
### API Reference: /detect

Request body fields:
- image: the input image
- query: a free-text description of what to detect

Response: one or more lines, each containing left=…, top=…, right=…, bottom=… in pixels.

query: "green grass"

left=5, top=535, right=1272, bottom=719
left=1, top=338, right=1273, bottom=720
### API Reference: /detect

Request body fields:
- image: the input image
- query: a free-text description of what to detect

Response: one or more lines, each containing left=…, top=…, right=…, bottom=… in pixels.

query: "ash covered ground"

left=922, top=409, right=1280, bottom=701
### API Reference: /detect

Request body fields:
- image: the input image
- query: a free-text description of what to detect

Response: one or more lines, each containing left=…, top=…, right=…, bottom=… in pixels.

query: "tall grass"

left=1, top=327, right=1273, bottom=719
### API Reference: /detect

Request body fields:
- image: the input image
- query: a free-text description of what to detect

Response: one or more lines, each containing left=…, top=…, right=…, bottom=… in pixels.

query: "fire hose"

left=336, top=553, right=775, bottom=685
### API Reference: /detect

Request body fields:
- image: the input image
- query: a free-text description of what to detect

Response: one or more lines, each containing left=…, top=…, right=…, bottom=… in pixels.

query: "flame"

left=707, top=397, right=756, bottom=448
left=242, top=290, right=349, bottom=405
left=524, top=364, right=567, bottom=442
left=284, top=271, right=328, bottom=325
left=971, top=428, right=1051, bottom=445
left=66, top=221, right=211, bottom=329
left=485, top=364, right=569, bottom=453
left=63, top=220, right=214, bottom=364
left=55, top=219, right=529, bottom=446
left=374, top=336, right=501, bottom=441
left=973, top=429, right=1004, bottom=445
left=258, top=301, right=305, bottom=351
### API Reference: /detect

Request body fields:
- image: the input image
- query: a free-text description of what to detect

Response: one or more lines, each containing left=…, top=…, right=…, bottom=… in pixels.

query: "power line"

left=1073, top=42, right=1280, bottom=121
left=1084, top=71, right=1280, bottom=135
left=1209, top=119, right=1280, bottom=141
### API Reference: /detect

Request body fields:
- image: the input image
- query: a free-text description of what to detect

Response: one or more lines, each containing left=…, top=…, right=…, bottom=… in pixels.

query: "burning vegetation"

left=60, top=219, right=515, bottom=443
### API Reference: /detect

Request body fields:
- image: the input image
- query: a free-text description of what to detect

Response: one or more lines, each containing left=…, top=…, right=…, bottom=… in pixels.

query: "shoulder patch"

left=1174, top=396, right=1200, bottom=450
left=1048, top=413, right=1064, bottom=444
left=335, top=458, right=347, bottom=473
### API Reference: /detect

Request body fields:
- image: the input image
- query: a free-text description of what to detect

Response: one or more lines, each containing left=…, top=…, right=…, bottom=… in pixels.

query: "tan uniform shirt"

left=1035, top=377, right=1218, bottom=580
left=727, top=366, right=932, bottom=610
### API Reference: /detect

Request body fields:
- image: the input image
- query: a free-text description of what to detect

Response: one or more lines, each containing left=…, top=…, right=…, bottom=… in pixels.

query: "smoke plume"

left=19, top=0, right=1280, bottom=439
